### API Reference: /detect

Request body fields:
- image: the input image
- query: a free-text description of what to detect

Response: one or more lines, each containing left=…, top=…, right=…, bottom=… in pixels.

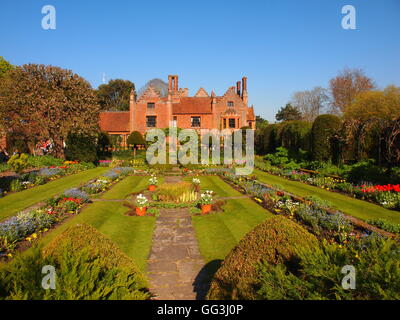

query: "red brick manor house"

left=99, top=75, right=256, bottom=145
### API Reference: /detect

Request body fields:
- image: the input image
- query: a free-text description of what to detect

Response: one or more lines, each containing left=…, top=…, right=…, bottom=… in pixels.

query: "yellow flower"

left=44, top=228, right=48, bottom=232
left=32, top=233, right=37, bottom=239
left=26, top=237, right=32, bottom=242
left=7, top=253, right=13, bottom=258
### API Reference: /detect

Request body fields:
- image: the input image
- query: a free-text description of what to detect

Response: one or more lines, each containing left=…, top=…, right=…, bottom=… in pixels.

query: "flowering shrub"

left=192, top=178, right=201, bottom=185
left=148, top=175, right=158, bottom=186
left=200, top=190, right=213, bottom=205
left=135, top=194, right=148, bottom=208
left=276, top=199, right=300, bottom=217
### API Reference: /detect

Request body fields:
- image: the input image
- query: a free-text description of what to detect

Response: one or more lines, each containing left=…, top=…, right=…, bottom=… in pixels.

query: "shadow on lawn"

left=194, top=259, right=223, bottom=300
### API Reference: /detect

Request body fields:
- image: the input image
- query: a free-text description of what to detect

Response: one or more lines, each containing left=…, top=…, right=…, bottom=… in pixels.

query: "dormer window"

left=227, top=101, right=234, bottom=107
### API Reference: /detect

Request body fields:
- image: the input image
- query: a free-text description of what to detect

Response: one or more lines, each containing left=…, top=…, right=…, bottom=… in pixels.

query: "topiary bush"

left=65, top=133, right=98, bottom=163
left=311, top=114, right=342, bottom=161
left=206, top=216, right=319, bottom=300
left=127, top=131, right=145, bottom=149
left=0, top=224, right=150, bottom=300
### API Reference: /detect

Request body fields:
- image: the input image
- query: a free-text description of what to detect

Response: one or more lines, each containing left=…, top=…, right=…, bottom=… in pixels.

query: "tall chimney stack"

left=174, top=75, right=178, bottom=93
left=236, top=81, right=241, bottom=96
left=168, top=75, right=173, bottom=94
left=242, top=77, right=247, bottom=94
left=242, top=76, right=248, bottom=105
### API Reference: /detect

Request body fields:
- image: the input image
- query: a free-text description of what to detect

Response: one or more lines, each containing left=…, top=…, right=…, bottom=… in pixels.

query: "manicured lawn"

left=0, top=167, right=108, bottom=221
left=254, top=169, right=400, bottom=224
left=39, top=175, right=155, bottom=272
left=184, top=175, right=242, bottom=198
left=191, top=176, right=272, bottom=264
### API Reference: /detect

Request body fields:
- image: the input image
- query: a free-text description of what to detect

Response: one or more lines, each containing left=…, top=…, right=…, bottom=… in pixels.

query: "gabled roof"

left=173, top=97, right=212, bottom=114
left=247, top=106, right=255, bottom=120
left=99, top=112, right=130, bottom=132
left=138, top=86, right=160, bottom=100
left=194, top=87, right=209, bottom=97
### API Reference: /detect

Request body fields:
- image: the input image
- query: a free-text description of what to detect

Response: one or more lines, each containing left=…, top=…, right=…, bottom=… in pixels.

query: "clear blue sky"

left=1, top=0, right=399, bottom=121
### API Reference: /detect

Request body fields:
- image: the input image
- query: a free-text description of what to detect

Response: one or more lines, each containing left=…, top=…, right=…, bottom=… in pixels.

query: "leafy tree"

left=275, top=104, right=302, bottom=121
left=0, top=64, right=100, bottom=158
left=97, top=132, right=111, bottom=150
left=329, top=68, right=375, bottom=114
left=0, top=56, right=13, bottom=78
left=97, top=79, right=135, bottom=111
left=65, top=133, right=98, bottom=163
left=255, top=115, right=269, bottom=130
left=345, top=85, right=400, bottom=121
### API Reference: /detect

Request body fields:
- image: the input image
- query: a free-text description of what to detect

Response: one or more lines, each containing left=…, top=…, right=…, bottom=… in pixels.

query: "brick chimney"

left=236, top=81, right=241, bottom=96
left=168, top=75, right=178, bottom=95
left=129, top=89, right=136, bottom=132
left=242, top=77, right=248, bottom=105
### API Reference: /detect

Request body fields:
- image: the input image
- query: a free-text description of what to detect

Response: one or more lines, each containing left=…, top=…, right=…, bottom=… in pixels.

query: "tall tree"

left=256, top=115, right=269, bottom=130
left=0, top=64, right=100, bottom=158
left=97, top=79, right=135, bottom=111
left=329, top=68, right=375, bottom=114
left=291, top=87, right=329, bottom=122
left=344, top=85, right=400, bottom=121
left=275, top=104, right=302, bottom=122
left=0, top=56, right=13, bottom=78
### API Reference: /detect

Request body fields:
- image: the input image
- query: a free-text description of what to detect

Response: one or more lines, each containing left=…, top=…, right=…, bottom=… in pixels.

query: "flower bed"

left=217, top=171, right=394, bottom=243
left=255, top=160, right=400, bottom=211
left=0, top=167, right=134, bottom=260
left=0, top=162, right=96, bottom=198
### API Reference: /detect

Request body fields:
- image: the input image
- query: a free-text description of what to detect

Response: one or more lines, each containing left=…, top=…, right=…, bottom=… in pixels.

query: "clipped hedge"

left=263, top=124, right=278, bottom=154
left=311, top=114, right=342, bottom=161
left=206, top=216, right=318, bottom=300
left=280, top=120, right=312, bottom=156
left=0, top=224, right=149, bottom=300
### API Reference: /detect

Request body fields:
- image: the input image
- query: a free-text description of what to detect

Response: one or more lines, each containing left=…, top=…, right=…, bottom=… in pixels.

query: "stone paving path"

left=147, top=175, right=209, bottom=300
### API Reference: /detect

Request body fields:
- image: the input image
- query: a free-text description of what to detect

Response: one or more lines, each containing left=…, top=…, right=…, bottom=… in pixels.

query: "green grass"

left=254, top=169, right=400, bottom=224
left=38, top=175, right=155, bottom=272
left=0, top=167, right=108, bottom=221
left=183, top=175, right=242, bottom=198
left=191, top=176, right=272, bottom=263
